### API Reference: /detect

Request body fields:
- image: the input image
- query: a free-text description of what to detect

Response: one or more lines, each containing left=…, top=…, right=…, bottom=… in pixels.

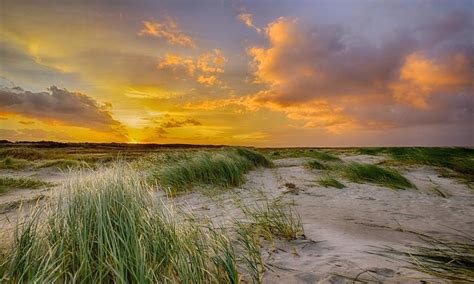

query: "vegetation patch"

left=0, top=157, right=33, bottom=170
left=235, top=222, right=265, bottom=283
left=306, top=159, right=329, bottom=170
left=343, top=163, right=414, bottom=189
left=0, top=148, right=47, bottom=160
left=318, top=177, right=345, bottom=189
left=0, top=165, right=241, bottom=283
left=154, top=148, right=271, bottom=193
left=356, top=147, right=474, bottom=182
left=37, top=159, right=90, bottom=170
left=0, top=176, right=52, bottom=194
left=377, top=232, right=474, bottom=282
left=263, top=148, right=341, bottom=161
left=384, top=148, right=474, bottom=182
left=356, top=147, right=385, bottom=156
left=308, top=150, right=341, bottom=162
left=240, top=198, right=305, bottom=241
left=233, top=148, right=273, bottom=168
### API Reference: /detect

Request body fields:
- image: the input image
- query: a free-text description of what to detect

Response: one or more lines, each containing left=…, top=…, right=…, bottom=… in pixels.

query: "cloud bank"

left=0, top=84, right=127, bottom=138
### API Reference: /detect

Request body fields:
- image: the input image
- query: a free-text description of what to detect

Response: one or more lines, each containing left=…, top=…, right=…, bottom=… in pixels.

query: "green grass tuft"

left=0, top=148, right=47, bottom=160
left=37, top=159, right=90, bottom=170
left=378, top=232, right=474, bottom=282
left=0, top=176, right=52, bottom=194
left=233, top=148, right=273, bottom=168
left=356, top=147, right=385, bottom=156
left=308, top=150, right=341, bottom=162
left=318, top=177, right=345, bottom=189
left=385, top=147, right=474, bottom=182
left=354, top=147, right=473, bottom=182
left=154, top=149, right=271, bottom=193
left=241, top=198, right=305, bottom=241
left=262, top=148, right=341, bottom=161
left=0, top=157, right=33, bottom=170
left=344, top=163, right=414, bottom=189
left=235, top=222, right=264, bottom=283
left=306, top=159, right=329, bottom=170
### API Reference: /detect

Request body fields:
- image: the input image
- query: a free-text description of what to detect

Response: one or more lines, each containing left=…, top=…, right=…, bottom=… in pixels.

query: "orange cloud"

left=197, top=75, right=219, bottom=86
left=243, top=16, right=473, bottom=133
left=158, top=53, right=196, bottom=76
left=157, top=49, right=227, bottom=86
left=237, top=13, right=261, bottom=33
left=197, top=49, right=226, bottom=73
left=391, top=52, right=472, bottom=108
left=138, top=18, right=196, bottom=48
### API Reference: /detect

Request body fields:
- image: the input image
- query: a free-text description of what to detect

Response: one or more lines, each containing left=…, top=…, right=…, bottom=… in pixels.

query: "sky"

left=0, top=0, right=472, bottom=146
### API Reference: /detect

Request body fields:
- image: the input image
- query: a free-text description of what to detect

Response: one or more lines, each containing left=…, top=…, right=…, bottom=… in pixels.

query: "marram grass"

left=154, top=148, right=272, bottom=193
left=343, top=163, right=414, bottom=190
left=0, top=176, right=52, bottom=194
left=240, top=198, right=305, bottom=241
left=318, top=176, right=345, bottom=189
left=376, top=231, right=474, bottom=282
left=306, top=159, right=329, bottom=170
left=0, top=164, right=241, bottom=283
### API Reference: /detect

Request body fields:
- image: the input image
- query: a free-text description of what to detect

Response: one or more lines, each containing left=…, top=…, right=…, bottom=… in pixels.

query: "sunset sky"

left=0, top=0, right=472, bottom=146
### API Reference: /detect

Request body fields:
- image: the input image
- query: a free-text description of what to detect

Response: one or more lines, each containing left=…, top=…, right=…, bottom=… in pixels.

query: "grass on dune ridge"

left=0, top=176, right=52, bottom=194
left=318, top=176, right=345, bottom=189
left=0, top=148, right=47, bottom=160
left=343, top=163, right=414, bottom=189
left=0, top=164, right=241, bottom=283
left=306, top=159, right=329, bottom=170
left=357, top=147, right=474, bottom=182
left=376, top=231, right=474, bottom=282
left=36, top=159, right=90, bottom=170
left=154, top=148, right=272, bottom=193
left=304, top=158, right=412, bottom=190
left=268, top=149, right=341, bottom=161
left=240, top=198, right=305, bottom=241
left=0, top=157, right=33, bottom=170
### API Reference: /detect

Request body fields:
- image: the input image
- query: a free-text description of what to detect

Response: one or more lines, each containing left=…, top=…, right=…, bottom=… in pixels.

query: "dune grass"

left=235, top=222, right=265, bottom=284
left=0, top=165, right=241, bottom=283
left=36, top=159, right=90, bottom=170
left=240, top=198, right=305, bottom=241
left=356, top=147, right=385, bottom=156
left=378, top=232, right=474, bottom=282
left=318, top=177, right=345, bottom=189
left=343, top=163, right=414, bottom=189
left=0, top=148, right=47, bottom=160
left=154, top=148, right=271, bottom=193
left=306, top=159, right=329, bottom=170
left=308, top=150, right=341, bottom=162
left=0, top=176, right=52, bottom=194
left=233, top=148, right=273, bottom=168
left=356, top=147, right=474, bottom=182
left=385, top=148, right=474, bottom=182
left=267, top=148, right=342, bottom=162
left=0, top=157, right=33, bottom=170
